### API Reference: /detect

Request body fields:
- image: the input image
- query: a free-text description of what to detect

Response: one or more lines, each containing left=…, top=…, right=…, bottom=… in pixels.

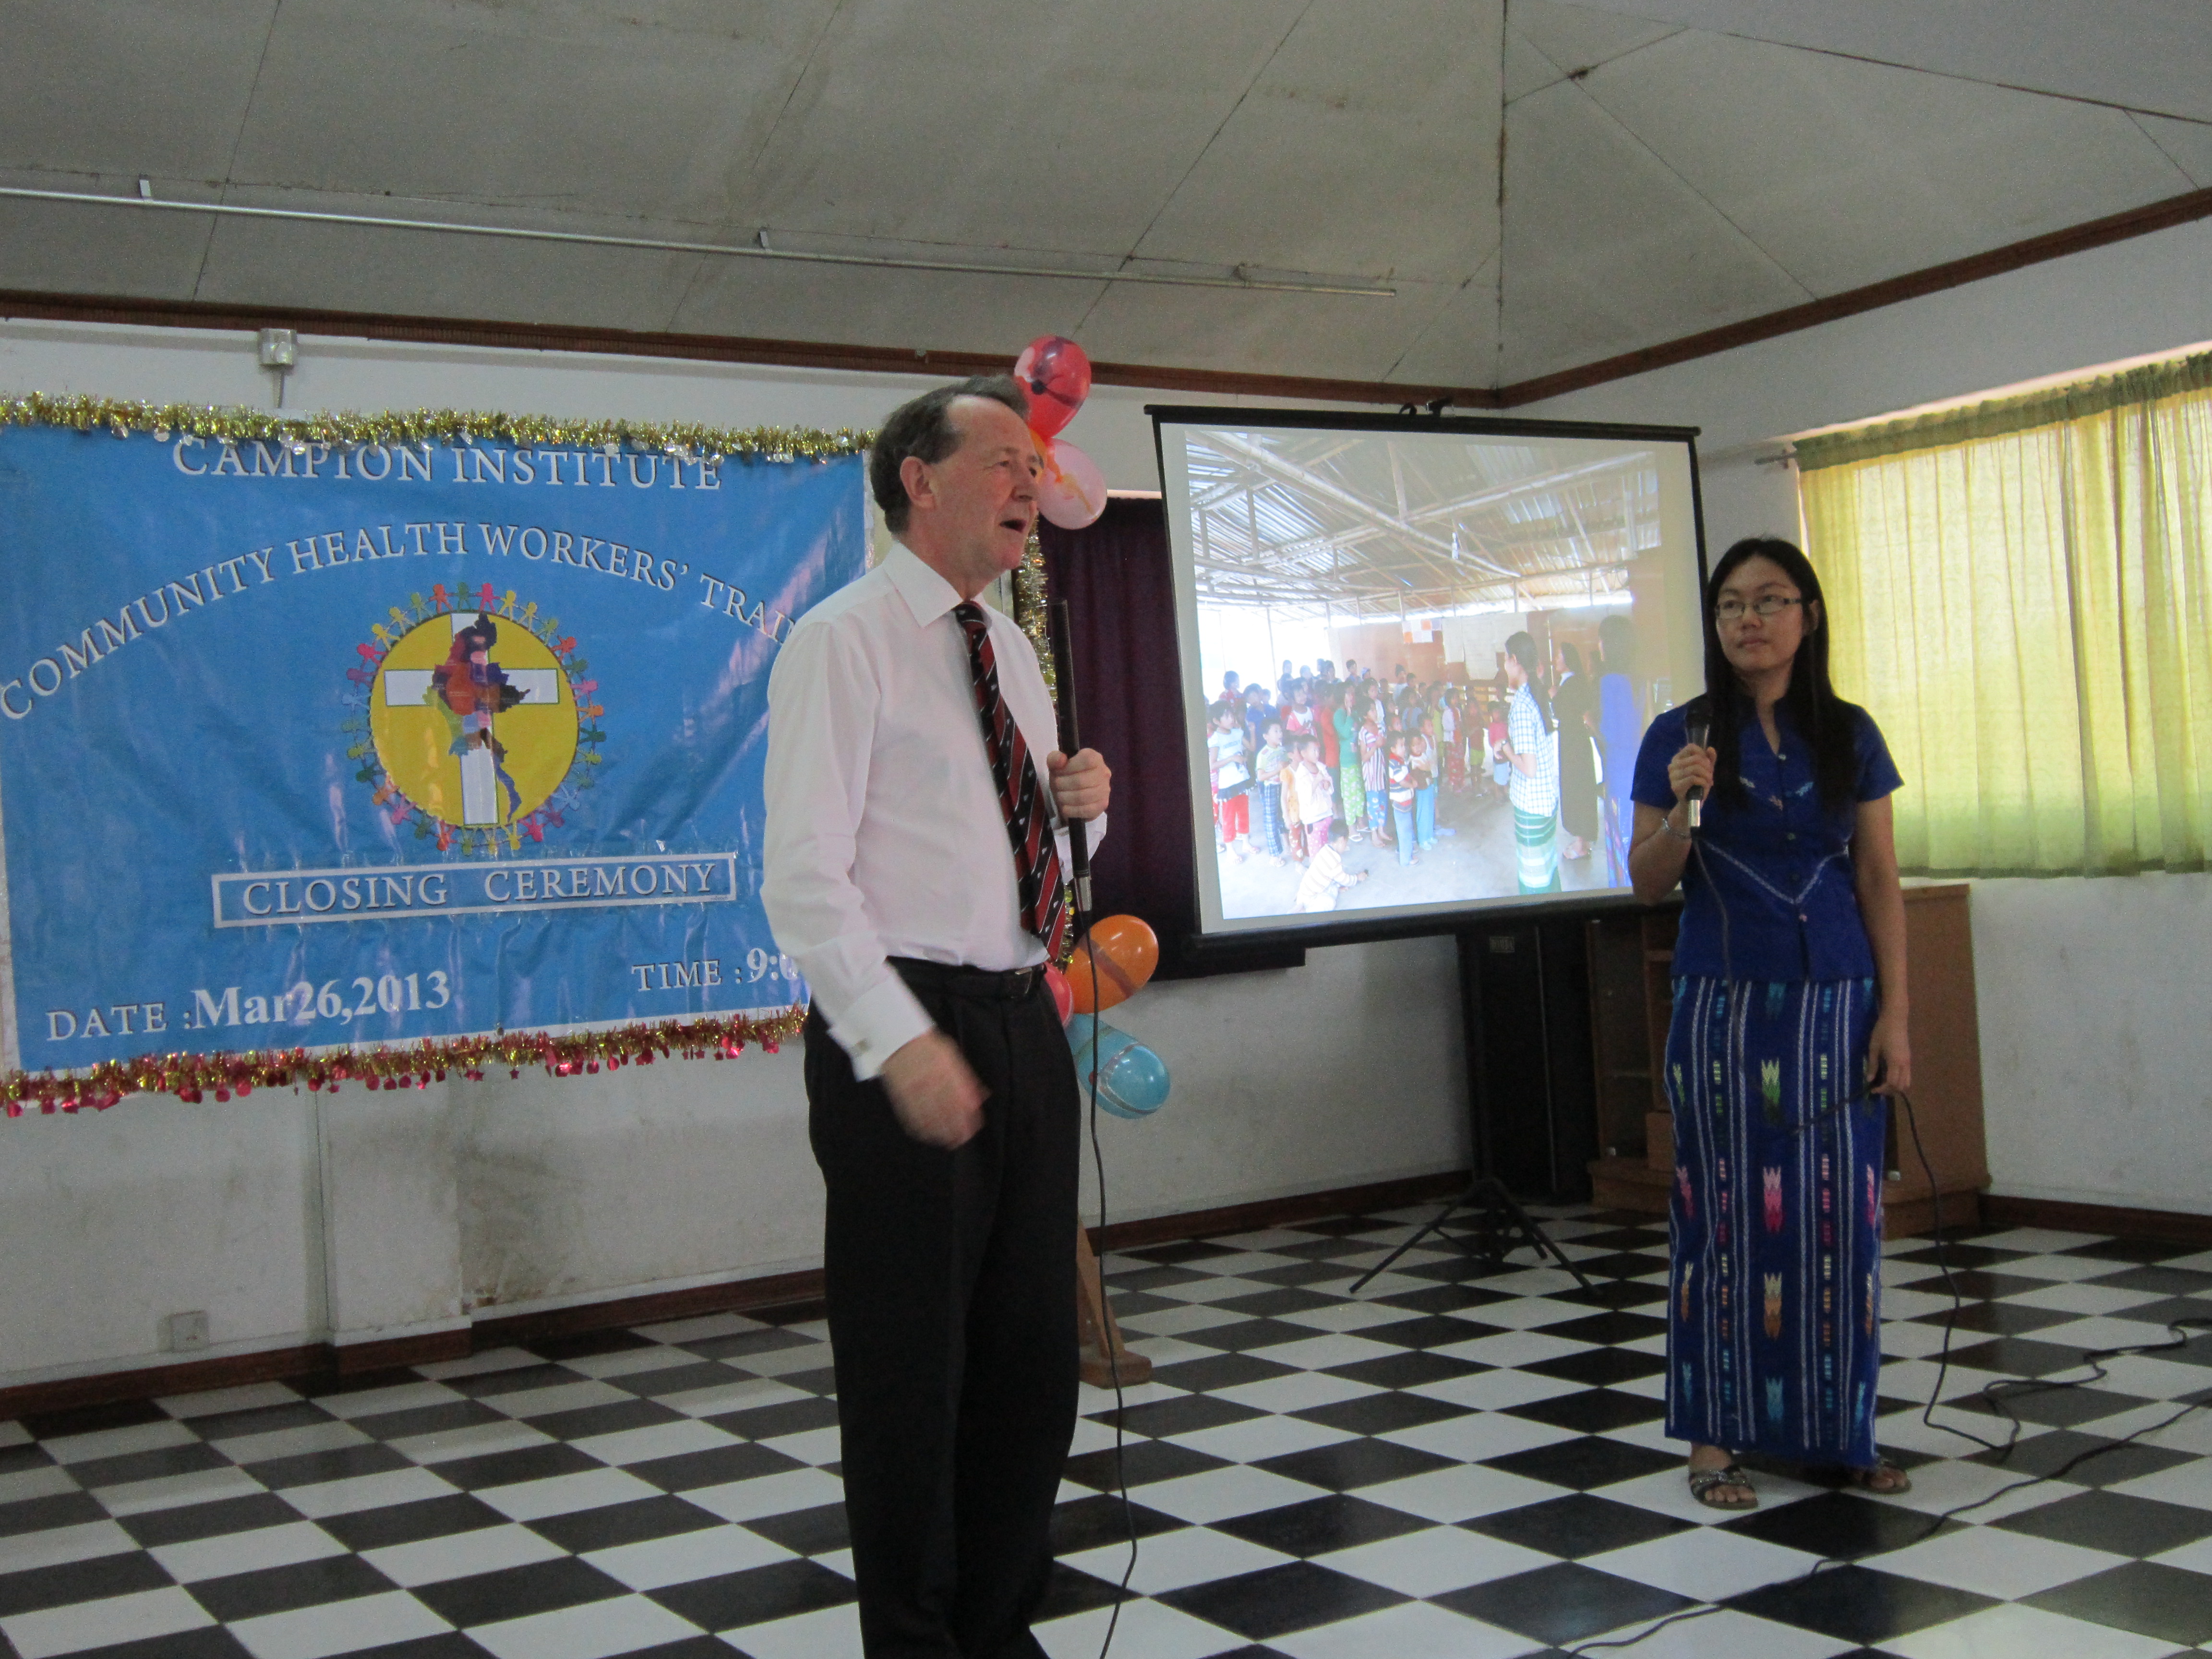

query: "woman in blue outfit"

left=1629, top=537, right=1913, bottom=1511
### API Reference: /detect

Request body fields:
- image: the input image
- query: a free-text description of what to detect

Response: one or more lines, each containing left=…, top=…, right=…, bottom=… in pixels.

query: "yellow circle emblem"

left=370, top=611, right=577, bottom=830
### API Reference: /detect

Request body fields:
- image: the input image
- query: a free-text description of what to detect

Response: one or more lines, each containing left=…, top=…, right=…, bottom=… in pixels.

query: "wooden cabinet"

left=1585, top=883, right=1988, bottom=1235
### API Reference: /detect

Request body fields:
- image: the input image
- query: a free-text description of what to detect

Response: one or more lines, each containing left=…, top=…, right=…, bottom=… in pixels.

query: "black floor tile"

left=1130, top=1238, right=1252, bottom=1262
left=1253, top=1437, right=1455, bottom=1493
left=0, top=1548, right=173, bottom=1615
left=64, top=1629, right=255, bottom=1659
left=613, top=1361, right=751, bottom=1400
left=1097, top=1393, right=1262, bottom=1439
left=626, top=1442, right=806, bottom=1493
left=2024, top=1560, right=2212, bottom=1645
left=315, top=1493, right=511, bottom=1552
left=1433, top=1561, right=1694, bottom=1646
left=189, top=1554, right=397, bottom=1622
left=412, top=1556, right=631, bottom=1627
left=1048, top=1495, right=1182, bottom=1559
left=1912, top=1299, right=2080, bottom=1336
left=290, top=1367, right=426, bottom=1401
left=187, top=1401, right=340, bottom=1442
left=705, top=1397, right=840, bottom=1442
left=1967, top=1428, right=2198, bottom=1488
left=1722, top=1488, right=1949, bottom=1561
left=1462, top=1491, right=1691, bottom=1559
left=527, top=1494, right=724, bottom=1553
left=2058, top=1237, right=2205, bottom=1264
left=0, top=1490, right=107, bottom=1538
left=2085, top=1265, right=2212, bottom=1297
left=1943, top=1336, right=2106, bottom=1379
left=652, top=1557, right=857, bottom=1630
left=440, top=1362, right=585, bottom=1400
left=1285, top=1217, right=1397, bottom=1239
left=1993, top=1488, right=2212, bottom=1556
left=520, top=1328, right=661, bottom=1361
left=1567, top=1251, right=1676, bottom=1280
left=1156, top=1560, right=1406, bottom=1640
left=1031, top=1559, right=1136, bottom=1621
left=1102, top=1264, right=1214, bottom=1291
left=1928, top=1270, right=2060, bottom=1303
left=680, top=1326, right=823, bottom=1364
left=745, top=1298, right=829, bottom=1326
left=740, top=1502, right=850, bottom=1557
left=1212, top=1493, right=1431, bottom=1558
left=1945, top=1384, right=2154, bottom=1430
left=244, top=1442, right=413, bottom=1489
left=1214, top=1286, right=1344, bottom=1318
left=432, top=1442, right=602, bottom=1491
left=346, top=1400, right=508, bottom=1443
left=1289, top=1391, right=1466, bottom=1437
left=1263, top=1239, right=1377, bottom=1263
left=1353, top=1314, right=1497, bottom=1351
left=1147, top=1354, right=1300, bottom=1394
left=1368, top=1285, right=1511, bottom=1320
left=1320, top=1350, right=1487, bottom=1390
left=19, top=1398, right=171, bottom=1440
left=1887, top=1243, right=2033, bottom=1272
left=1540, top=1310, right=1671, bottom=1347
left=1239, top=1260, right=1369, bottom=1289
left=67, top=1442, right=235, bottom=1489
left=0, top=1444, right=52, bottom=1478
left=1727, top=1563, right=1996, bottom=1644
left=523, top=1398, right=685, bottom=1442
left=1192, top=1318, right=1339, bottom=1354
left=1063, top=1440, right=1226, bottom=1492
left=118, top=1492, right=304, bottom=1548
left=1481, top=1436, right=1679, bottom=1492
left=1520, top=1346, right=1669, bottom=1388
left=1503, top=1388, right=1664, bottom=1434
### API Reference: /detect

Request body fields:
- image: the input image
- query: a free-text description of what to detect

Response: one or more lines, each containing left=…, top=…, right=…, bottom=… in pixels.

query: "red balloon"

left=1014, top=336, right=1092, bottom=438
left=1044, top=963, right=1075, bottom=1025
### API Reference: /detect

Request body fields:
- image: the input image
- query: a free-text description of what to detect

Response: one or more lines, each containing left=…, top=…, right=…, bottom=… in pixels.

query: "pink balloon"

left=1036, top=436, right=1106, bottom=529
left=1014, top=336, right=1092, bottom=438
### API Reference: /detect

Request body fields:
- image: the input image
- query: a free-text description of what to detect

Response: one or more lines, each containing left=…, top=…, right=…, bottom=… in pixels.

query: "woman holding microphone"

left=1629, top=537, right=1912, bottom=1510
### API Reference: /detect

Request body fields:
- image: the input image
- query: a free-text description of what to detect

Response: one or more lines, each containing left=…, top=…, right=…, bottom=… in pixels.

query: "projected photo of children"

left=1177, top=424, right=1690, bottom=923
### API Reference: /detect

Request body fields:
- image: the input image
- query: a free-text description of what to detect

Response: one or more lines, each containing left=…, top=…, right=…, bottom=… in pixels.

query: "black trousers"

left=805, top=961, right=1081, bottom=1659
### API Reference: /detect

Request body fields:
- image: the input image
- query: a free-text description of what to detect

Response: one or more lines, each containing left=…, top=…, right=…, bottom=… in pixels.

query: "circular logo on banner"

left=346, top=590, right=606, bottom=854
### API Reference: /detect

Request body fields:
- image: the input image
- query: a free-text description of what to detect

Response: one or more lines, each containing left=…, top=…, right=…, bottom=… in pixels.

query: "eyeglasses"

left=1714, top=594, right=1804, bottom=623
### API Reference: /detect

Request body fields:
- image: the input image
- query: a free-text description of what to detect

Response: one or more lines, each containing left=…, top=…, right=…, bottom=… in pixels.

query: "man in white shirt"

left=762, top=377, right=1110, bottom=1659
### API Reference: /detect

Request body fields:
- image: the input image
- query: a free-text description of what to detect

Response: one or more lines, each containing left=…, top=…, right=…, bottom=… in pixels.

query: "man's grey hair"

left=869, top=375, right=1030, bottom=534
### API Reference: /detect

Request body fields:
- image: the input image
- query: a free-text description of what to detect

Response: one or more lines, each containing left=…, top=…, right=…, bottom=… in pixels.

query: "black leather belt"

left=889, top=956, right=1046, bottom=1003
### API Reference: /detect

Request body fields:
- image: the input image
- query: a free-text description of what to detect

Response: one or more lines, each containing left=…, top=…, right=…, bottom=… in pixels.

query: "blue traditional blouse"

left=1631, top=697, right=1902, bottom=982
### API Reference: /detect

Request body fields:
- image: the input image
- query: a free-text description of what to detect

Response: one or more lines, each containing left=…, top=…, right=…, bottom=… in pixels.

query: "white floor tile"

left=762, top=1427, right=844, bottom=1466
left=1067, top=1416, right=1128, bottom=1456
left=659, top=1376, right=819, bottom=1418
left=1989, top=1252, right=2134, bottom=1283
left=2106, top=1458, right=2212, bottom=1511
left=1430, top=1329, right=1594, bottom=1367
left=1129, top=1464, right=1330, bottom=1525
left=2096, top=1354, right=2212, bottom=1401
left=569, top=1417, right=738, bottom=1467
left=1881, top=1321, right=1960, bottom=1359
left=1357, top=1462, right=1567, bottom=1523
left=1879, top=1286, right=1965, bottom=1322
left=1869, top=1525, right=2128, bottom=1599
left=559, top=1343, right=709, bottom=1381
left=1473, top=1267, right=1588, bottom=1298
left=716, top=1601, right=865, bottom=1658
left=1167, top=1413, right=1355, bottom=1464
left=362, top=1520, right=569, bottom=1586
left=1582, top=1529, right=1822, bottom=1601
left=1594, top=1466, right=1827, bottom=1525
left=150, top=1520, right=349, bottom=1582
left=1276, top=1300, right=1426, bottom=1334
left=475, top=1466, right=664, bottom=1522
left=1998, top=1281, right=2172, bottom=1316
left=313, top=1381, right=467, bottom=1420
left=1612, top=1371, right=1668, bottom=1400
left=0, top=1585, right=215, bottom=1659
left=583, top=1521, right=796, bottom=1590
left=0, top=1466, right=80, bottom=1506
left=1270, top=1599, right=1546, bottom=1659
left=1314, top=1523, right=1555, bottom=1595
left=1144, top=1275, right=1282, bottom=1305
left=1117, top=1303, right=1255, bottom=1337
left=466, top=1593, right=702, bottom=1659
left=631, top=1312, right=768, bottom=1343
left=1455, top=1295, right=1593, bottom=1330
left=1874, top=1407, right=2039, bottom=1461
left=0, top=1423, right=27, bottom=1449
left=1405, top=1368, right=1591, bottom=1410
left=1969, top=1228, right=2109, bottom=1253
left=1568, top=1608, right=1857, bottom=1659
left=1880, top=1601, right=2179, bottom=1659
left=1061, top=1524, right=1291, bottom=1593
left=1034, top=1596, right=1246, bottom=1659
left=1212, top=1370, right=1381, bottom=1414
left=279, top=1466, right=458, bottom=1518
left=42, top=1419, right=200, bottom=1464
left=94, top=1464, right=266, bottom=1516
left=1379, top=1408, right=1579, bottom=1463
left=1856, top=1456, right=2073, bottom=1523
left=1238, top=1333, right=1405, bottom=1370
left=158, top=1381, right=305, bottom=1418
left=1075, top=1378, right=1186, bottom=1414
left=2036, top=1312, right=2211, bottom=1353
left=412, top=1347, right=543, bottom=1380
left=729, top=1344, right=837, bottom=1380
left=1124, top=1335, right=1230, bottom=1368
left=2147, top=1533, right=2212, bottom=1573
left=212, top=1421, right=376, bottom=1465
left=486, top=1380, right=638, bottom=1419
left=0, top=1519, right=136, bottom=1575
left=389, top=1418, right=554, bottom=1465
left=685, top=1467, right=846, bottom=1523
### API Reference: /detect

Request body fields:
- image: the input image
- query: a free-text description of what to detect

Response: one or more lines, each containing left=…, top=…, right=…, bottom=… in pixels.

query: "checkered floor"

left=3, top=1208, right=2211, bottom=1659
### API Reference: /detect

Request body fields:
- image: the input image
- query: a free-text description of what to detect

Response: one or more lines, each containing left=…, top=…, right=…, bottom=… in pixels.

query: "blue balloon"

left=1066, top=1015, right=1172, bottom=1119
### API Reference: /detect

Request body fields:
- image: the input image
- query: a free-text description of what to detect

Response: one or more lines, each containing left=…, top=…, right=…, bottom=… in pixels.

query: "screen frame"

left=1147, top=403, right=1711, bottom=956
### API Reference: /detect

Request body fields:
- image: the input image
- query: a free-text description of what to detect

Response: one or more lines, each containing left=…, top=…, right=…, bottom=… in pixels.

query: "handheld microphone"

left=1047, top=600, right=1092, bottom=913
left=1684, top=709, right=1711, bottom=830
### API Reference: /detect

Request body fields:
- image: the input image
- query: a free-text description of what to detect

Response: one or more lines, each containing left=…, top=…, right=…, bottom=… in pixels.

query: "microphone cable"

left=1563, top=787, right=2212, bottom=1654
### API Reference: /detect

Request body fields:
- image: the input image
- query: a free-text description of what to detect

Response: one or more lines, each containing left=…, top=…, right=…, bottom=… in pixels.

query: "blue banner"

left=0, top=421, right=865, bottom=1075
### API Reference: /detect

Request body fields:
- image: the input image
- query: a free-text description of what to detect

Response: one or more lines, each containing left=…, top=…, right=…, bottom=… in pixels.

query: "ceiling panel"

left=0, top=0, right=276, bottom=179
left=1582, top=31, right=2196, bottom=295
left=735, top=0, right=1309, bottom=256
left=1505, top=0, right=1682, bottom=84
left=2134, top=114, right=2212, bottom=189
left=1073, top=275, right=1465, bottom=383
left=1503, top=28, right=1566, bottom=103
left=1380, top=259, right=1502, bottom=387
left=0, top=190, right=218, bottom=300
left=227, top=0, right=837, bottom=227
left=1130, top=0, right=1504, bottom=281
left=1498, top=77, right=1807, bottom=380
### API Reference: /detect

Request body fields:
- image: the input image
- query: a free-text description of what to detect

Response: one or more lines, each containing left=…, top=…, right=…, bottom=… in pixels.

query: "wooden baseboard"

left=0, top=1345, right=326, bottom=1424
left=1981, top=1194, right=2212, bottom=1248
left=333, top=1330, right=474, bottom=1375
left=469, top=1269, right=828, bottom=1350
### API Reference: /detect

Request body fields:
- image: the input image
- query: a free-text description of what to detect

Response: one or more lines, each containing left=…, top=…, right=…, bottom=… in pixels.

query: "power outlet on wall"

left=164, top=1311, right=210, bottom=1352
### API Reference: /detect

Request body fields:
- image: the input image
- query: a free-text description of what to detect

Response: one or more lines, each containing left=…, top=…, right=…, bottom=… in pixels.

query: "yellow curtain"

left=1798, top=351, right=2212, bottom=875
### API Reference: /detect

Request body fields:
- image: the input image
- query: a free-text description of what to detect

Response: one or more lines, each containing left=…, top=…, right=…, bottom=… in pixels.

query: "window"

left=1797, top=350, right=2212, bottom=875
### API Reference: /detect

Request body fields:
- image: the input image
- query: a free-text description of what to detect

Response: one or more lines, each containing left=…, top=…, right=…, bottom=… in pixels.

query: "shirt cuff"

left=825, top=972, right=937, bottom=1082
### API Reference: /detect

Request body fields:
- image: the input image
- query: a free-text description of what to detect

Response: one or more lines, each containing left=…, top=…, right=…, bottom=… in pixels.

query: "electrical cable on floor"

left=1560, top=826, right=2212, bottom=1654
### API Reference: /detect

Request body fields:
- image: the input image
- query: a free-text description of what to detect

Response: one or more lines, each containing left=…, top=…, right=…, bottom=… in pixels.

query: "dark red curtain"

left=1039, top=497, right=1302, bottom=980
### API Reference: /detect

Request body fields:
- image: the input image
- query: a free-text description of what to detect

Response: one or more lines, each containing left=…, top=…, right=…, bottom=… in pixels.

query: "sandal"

left=1851, top=1459, right=1911, bottom=1495
left=1687, top=1463, right=1758, bottom=1510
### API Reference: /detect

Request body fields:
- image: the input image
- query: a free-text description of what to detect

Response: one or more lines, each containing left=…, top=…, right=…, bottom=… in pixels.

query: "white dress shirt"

left=761, top=544, right=1099, bottom=1079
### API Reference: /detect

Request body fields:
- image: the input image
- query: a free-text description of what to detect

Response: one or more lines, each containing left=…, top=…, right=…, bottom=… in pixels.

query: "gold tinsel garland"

left=1, top=391, right=874, bottom=462
left=1013, top=528, right=1054, bottom=703
left=0, top=1008, right=807, bottom=1118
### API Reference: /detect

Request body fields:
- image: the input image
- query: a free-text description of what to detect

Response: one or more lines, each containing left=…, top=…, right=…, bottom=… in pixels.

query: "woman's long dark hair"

left=1505, top=631, right=1554, bottom=733
left=1701, top=536, right=1859, bottom=811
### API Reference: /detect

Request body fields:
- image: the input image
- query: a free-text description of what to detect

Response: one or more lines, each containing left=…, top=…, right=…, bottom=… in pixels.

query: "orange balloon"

left=1064, top=914, right=1160, bottom=1014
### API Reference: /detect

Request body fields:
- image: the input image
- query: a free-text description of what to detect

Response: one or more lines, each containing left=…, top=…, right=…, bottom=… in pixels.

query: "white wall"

left=0, top=319, right=1461, bottom=1387
left=1523, top=217, right=2212, bottom=1218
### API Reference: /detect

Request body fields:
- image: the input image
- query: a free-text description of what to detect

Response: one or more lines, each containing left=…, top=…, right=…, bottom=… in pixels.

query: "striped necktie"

left=952, top=601, right=1070, bottom=962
